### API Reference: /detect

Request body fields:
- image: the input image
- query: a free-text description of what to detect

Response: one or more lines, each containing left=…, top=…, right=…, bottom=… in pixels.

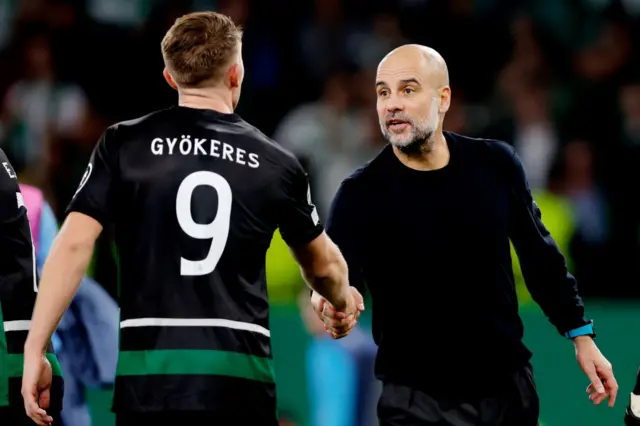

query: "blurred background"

left=2, top=0, right=640, bottom=425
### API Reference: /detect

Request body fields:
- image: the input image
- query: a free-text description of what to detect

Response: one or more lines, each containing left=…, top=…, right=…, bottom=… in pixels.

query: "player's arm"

left=309, top=178, right=367, bottom=337
left=24, top=213, right=101, bottom=354
left=289, top=232, right=351, bottom=311
left=278, top=160, right=353, bottom=313
left=24, top=127, right=116, bottom=357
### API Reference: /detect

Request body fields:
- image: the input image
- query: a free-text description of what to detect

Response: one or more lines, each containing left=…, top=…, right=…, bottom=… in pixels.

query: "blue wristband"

left=564, top=321, right=594, bottom=339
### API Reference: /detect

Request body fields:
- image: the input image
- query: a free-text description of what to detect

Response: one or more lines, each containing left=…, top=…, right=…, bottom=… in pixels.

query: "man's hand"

left=574, top=336, right=618, bottom=408
left=22, top=353, right=54, bottom=425
left=311, top=287, right=365, bottom=339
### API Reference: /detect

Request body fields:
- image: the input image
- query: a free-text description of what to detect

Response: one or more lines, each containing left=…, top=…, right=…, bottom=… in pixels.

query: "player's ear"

left=439, top=86, right=451, bottom=114
left=227, top=64, right=241, bottom=89
left=163, top=68, right=178, bottom=90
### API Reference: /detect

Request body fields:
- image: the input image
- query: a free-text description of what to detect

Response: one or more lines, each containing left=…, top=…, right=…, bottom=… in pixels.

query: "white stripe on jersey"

left=3, top=320, right=31, bottom=331
left=119, top=317, right=270, bottom=338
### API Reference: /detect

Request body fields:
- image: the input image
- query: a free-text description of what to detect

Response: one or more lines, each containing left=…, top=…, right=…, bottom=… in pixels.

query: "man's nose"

left=385, top=96, right=404, bottom=113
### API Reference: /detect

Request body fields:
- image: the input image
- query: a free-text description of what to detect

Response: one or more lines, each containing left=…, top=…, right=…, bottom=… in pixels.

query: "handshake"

left=310, top=287, right=365, bottom=339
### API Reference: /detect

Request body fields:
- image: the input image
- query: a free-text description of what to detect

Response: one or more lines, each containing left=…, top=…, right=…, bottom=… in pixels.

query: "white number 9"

left=176, top=171, right=232, bottom=276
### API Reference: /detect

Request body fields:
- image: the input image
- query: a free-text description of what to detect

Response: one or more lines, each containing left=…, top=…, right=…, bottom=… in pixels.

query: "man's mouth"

left=387, top=119, right=410, bottom=131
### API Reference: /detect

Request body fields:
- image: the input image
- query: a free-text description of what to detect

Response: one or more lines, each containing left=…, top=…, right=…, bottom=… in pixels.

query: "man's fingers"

left=324, top=312, right=355, bottom=328
left=601, top=371, right=618, bottom=407
left=325, top=319, right=357, bottom=335
left=24, top=396, right=52, bottom=426
left=323, top=304, right=347, bottom=319
left=592, top=392, right=608, bottom=406
left=584, top=365, right=605, bottom=394
left=326, top=317, right=358, bottom=338
left=317, top=298, right=326, bottom=314
left=350, top=287, right=365, bottom=311
left=593, top=361, right=618, bottom=407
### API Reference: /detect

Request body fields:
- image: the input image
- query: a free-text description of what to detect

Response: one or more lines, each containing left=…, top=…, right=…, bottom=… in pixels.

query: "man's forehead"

left=375, top=67, right=424, bottom=86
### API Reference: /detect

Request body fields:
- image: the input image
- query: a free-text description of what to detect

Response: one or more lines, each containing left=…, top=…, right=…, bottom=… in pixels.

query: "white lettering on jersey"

left=74, top=163, right=93, bottom=197
left=150, top=136, right=260, bottom=168
left=2, top=161, right=16, bottom=178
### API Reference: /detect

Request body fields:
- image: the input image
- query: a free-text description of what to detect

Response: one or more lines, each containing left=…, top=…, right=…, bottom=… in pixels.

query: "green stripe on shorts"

left=5, top=353, right=63, bottom=378
left=116, top=349, right=275, bottom=383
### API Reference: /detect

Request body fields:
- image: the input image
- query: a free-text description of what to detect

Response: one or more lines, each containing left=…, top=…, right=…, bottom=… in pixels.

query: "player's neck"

left=178, top=88, right=234, bottom=114
left=393, top=130, right=450, bottom=171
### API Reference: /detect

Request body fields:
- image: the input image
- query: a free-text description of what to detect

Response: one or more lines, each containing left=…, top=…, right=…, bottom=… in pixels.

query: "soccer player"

left=625, top=370, right=640, bottom=425
left=310, top=44, right=618, bottom=426
left=0, top=150, right=63, bottom=426
left=21, top=12, right=361, bottom=426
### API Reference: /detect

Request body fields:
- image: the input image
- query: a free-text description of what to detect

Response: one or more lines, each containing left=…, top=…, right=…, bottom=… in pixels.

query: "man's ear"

left=227, top=64, right=240, bottom=89
left=439, top=86, right=451, bottom=114
left=163, top=68, right=178, bottom=90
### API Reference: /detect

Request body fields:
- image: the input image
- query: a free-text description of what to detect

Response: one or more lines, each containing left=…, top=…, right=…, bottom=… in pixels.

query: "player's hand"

left=574, top=336, right=618, bottom=408
left=311, top=287, right=365, bottom=339
left=22, top=352, right=54, bottom=425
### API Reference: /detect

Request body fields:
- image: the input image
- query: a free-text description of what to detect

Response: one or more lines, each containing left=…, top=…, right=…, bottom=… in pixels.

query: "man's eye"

left=405, top=88, right=414, bottom=94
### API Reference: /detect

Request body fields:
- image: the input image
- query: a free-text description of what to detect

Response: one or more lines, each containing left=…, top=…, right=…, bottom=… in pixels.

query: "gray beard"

left=389, top=129, right=435, bottom=156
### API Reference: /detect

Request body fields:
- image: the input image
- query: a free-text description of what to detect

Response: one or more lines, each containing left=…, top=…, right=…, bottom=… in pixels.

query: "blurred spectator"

left=485, top=79, right=560, bottom=191
left=562, top=141, right=609, bottom=246
left=621, top=81, right=640, bottom=147
left=511, top=83, right=560, bottom=191
left=297, top=0, right=347, bottom=83
left=0, top=30, right=87, bottom=184
left=346, top=12, right=408, bottom=70
left=273, top=70, right=373, bottom=217
left=559, top=140, right=611, bottom=296
left=86, top=0, right=150, bottom=28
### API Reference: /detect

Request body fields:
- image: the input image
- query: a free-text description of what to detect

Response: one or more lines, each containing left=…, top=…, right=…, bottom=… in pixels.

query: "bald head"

left=379, top=44, right=449, bottom=89
left=375, top=44, right=452, bottom=153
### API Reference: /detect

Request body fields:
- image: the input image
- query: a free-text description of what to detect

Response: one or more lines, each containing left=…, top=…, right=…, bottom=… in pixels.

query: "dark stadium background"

left=1, top=0, right=640, bottom=425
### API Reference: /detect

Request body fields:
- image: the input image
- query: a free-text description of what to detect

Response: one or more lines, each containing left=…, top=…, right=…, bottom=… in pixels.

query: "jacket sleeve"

left=506, top=145, right=589, bottom=335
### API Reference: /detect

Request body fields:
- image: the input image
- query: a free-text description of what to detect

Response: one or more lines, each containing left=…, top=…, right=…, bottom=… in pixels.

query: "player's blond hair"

left=161, top=11, right=243, bottom=88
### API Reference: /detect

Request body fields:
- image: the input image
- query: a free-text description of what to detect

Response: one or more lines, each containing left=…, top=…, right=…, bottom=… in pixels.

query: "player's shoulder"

left=110, top=108, right=174, bottom=134
left=0, top=148, right=19, bottom=194
left=0, top=148, right=16, bottom=180
left=0, top=147, right=10, bottom=163
left=252, top=125, right=306, bottom=171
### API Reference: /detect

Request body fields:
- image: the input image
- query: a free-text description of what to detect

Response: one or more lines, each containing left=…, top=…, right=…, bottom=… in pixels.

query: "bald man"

left=309, top=45, right=618, bottom=426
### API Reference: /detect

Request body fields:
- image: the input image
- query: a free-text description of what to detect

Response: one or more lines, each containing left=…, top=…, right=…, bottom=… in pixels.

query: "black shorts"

left=378, top=364, right=539, bottom=426
left=116, top=410, right=279, bottom=426
left=0, top=407, right=62, bottom=426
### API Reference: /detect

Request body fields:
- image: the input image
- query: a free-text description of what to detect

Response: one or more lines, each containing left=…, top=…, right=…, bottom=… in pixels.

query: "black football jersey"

left=66, top=106, right=323, bottom=415
left=0, top=149, right=63, bottom=410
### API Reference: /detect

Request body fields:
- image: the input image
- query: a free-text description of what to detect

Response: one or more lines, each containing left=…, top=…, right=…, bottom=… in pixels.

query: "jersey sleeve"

left=0, top=149, right=23, bottom=224
left=66, top=127, right=118, bottom=227
left=278, top=159, right=324, bottom=246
